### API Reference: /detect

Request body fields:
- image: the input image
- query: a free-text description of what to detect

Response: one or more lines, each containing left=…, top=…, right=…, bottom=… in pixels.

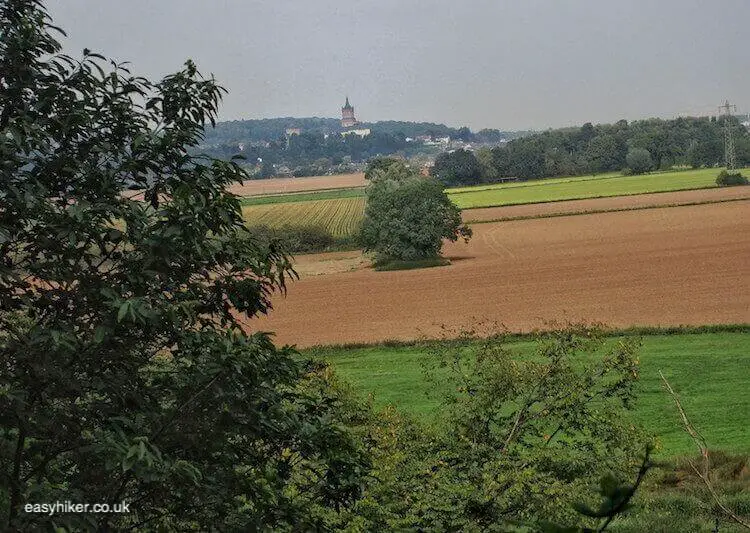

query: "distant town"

left=199, top=97, right=750, bottom=181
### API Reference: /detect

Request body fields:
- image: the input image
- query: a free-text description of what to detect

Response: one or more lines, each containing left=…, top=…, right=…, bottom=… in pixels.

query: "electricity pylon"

left=719, top=100, right=737, bottom=170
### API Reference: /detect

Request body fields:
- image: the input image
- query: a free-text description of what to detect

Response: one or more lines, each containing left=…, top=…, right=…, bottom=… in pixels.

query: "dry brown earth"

left=227, top=173, right=366, bottom=196
left=462, top=186, right=750, bottom=222
left=243, top=201, right=750, bottom=347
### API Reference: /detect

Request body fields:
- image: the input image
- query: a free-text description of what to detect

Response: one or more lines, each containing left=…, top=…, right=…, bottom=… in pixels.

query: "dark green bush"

left=249, top=224, right=338, bottom=253
left=716, top=170, right=749, bottom=186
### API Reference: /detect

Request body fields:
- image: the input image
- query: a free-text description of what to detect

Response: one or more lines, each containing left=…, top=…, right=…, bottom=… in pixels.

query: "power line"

left=719, top=100, right=737, bottom=170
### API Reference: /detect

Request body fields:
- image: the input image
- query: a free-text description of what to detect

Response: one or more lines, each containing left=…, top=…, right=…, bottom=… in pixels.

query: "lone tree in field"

left=0, top=2, right=368, bottom=530
left=359, top=165, right=471, bottom=264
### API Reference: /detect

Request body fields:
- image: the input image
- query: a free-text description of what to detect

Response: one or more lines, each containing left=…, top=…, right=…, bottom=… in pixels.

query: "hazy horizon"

left=48, top=0, right=750, bottom=131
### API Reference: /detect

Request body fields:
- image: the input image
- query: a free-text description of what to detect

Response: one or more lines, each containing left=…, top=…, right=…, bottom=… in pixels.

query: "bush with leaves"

left=247, top=224, right=338, bottom=254
left=716, top=170, right=749, bottom=186
left=329, top=326, right=651, bottom=531
left=625, top=148, right=653, bottom=175
left=0, top=2, right=369, bottom=530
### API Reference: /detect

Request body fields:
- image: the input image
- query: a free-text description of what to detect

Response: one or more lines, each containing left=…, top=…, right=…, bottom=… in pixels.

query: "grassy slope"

left=309, top=331, right=750, bottom=457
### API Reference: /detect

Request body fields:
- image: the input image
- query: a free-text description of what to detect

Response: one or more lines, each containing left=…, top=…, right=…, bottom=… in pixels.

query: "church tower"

left=341, top=97, right=358, bottom=128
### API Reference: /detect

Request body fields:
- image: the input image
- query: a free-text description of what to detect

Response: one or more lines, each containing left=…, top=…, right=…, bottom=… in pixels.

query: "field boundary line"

left=447, top=167, right=750, bottom=196
left=465, top=196, right=750, bottom=225
left=240, top=186, right=366, bottom=200
left=301, top=324, right=750, bottom=351
left=448, top=172, right=638, bottom=195
left=455, top=184, right=735, bottom=210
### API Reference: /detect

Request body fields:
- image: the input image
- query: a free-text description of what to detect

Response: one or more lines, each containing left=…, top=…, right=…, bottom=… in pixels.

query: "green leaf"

left=117, top=301, right=130, bottom=322
left=93, top=326, right=106, bottom=344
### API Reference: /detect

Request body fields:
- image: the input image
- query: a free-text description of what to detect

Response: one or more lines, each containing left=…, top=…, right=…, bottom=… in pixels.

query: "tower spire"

left=341, top=96, right=357, bottom=127
left=719, top=100, right=737, bottom=170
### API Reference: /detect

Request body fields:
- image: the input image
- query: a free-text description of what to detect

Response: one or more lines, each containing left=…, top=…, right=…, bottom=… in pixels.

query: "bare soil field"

left=227, top=173, right=366, bottom=196
left=291, top=251, right=371, bottom=277
left=462, top=186, right=750, bottom=223
left=243, top=201, right=750, bottom=347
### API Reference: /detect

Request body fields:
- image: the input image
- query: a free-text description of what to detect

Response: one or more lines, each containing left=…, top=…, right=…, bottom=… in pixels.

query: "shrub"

left=248, top=224, right=337, bottom=253
left=625, top=148, right=654, bottom=175
left=716, top=170, right=749, bottom=186
left=332, top=325, right=651, bottom=531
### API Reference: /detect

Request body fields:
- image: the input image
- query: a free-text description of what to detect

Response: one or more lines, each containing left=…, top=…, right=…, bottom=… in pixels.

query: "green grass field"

left=241, top=197, right=365, bottom=238
left=308, top=331, right=750, bottom=457
left=444, top=171, right=624, bottom=194
left=447, top=167, right=748, bottom=209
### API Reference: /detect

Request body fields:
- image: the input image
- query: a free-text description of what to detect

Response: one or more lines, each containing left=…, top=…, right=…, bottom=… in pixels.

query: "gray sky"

left=48, top=0, right=750, bottom=131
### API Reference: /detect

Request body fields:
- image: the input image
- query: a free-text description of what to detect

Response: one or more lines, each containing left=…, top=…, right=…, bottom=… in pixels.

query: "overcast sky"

left=47, top=0, right=750, bottom=131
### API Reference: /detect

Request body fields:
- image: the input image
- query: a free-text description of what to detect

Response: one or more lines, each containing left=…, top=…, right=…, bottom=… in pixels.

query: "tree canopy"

left=478, top=116, right=750, bottom=181
left=360, top=168, right=471, bottom=262
left=364, top=156, right=406, bottom=180
left=431, top=148, right=483, bottom=186
left=0, top=2, right=368, bottom=529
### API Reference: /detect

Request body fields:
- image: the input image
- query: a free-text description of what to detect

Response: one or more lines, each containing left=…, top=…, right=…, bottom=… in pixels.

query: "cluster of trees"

left=200, top=113, right=527, bottom=179
left=202, top=117, right=522, bottom=146
left=432, top=117, right=750, bottom=186
left=205, top=130, right=426, bottom=178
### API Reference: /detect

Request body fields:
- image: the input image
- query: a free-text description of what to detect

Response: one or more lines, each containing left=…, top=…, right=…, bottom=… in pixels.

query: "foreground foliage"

left=314, top=329, right=750, bottom=455
left=0, top=2, right=368, bottom=530
left=612, top=451, right=750, bottom=532
left=324, top=326, right=651, bottom=531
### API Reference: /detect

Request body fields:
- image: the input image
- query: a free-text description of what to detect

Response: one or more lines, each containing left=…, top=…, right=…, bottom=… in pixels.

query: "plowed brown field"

left=244, top=201, right=750, bottom=347
left=227, top=173, right=366, bottom=196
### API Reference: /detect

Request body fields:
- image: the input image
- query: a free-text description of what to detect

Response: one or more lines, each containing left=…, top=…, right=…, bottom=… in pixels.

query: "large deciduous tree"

left=0, top=2, right=368, bottom=530
left=359, top=167, right=471, bottom=262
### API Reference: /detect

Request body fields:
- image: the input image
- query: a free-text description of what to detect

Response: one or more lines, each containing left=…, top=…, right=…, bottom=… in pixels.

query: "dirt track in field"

left=461, top=186, right=750, bottom=222
left=227, top=173, right=366, bottom=196
left=243, top=201, right=750, bottom=347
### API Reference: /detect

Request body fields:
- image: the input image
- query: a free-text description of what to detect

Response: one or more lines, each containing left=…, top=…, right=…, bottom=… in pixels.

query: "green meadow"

left=307, top=329, right=750, bottom=457
left=447, top=167, right=748, bottom=209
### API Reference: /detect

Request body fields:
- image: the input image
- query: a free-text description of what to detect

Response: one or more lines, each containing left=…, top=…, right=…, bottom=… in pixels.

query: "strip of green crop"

left=239, top=187, right=365, bottom=206
left=448, top=167, right=750, bottom=209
